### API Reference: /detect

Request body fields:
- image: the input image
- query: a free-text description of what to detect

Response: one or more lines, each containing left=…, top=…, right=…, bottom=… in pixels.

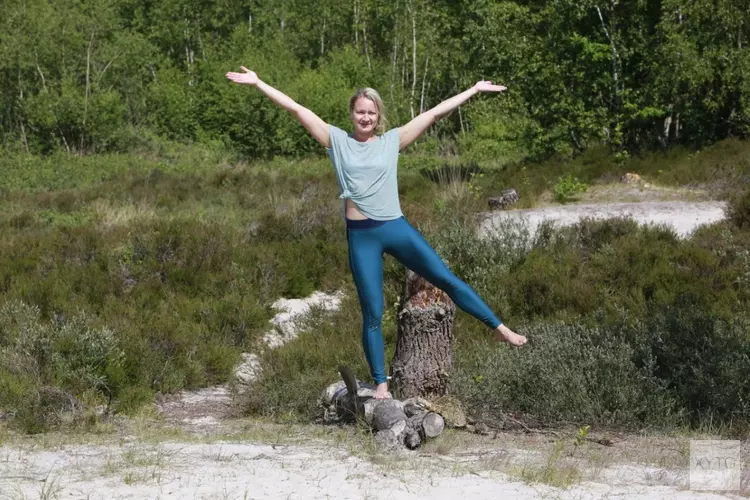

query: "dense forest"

left=1, top=0, right=749, bottom=160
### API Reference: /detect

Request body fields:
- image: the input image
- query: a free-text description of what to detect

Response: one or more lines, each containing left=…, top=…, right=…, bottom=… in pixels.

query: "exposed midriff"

left=345, top=198, right=368, bottom=220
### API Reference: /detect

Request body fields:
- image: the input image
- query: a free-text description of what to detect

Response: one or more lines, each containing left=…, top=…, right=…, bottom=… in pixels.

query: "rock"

left=319, top=377, right=380, bottom=424
left=322, top=368, right=449, bottom=451
left=468, top=422, right=492, bottom=436
left=390, top=419, right=407, bottom=436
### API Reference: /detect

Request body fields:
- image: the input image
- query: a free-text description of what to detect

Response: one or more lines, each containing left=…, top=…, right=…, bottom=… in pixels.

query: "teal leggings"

left=346, top=216, right=502, bottom=384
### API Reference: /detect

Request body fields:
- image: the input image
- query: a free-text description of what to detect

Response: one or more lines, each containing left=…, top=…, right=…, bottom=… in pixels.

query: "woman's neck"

left=352, top=131, right=377, bottom=143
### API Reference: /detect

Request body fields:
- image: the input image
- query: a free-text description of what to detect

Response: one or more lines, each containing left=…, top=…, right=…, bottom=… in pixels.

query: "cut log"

left=390, top=269, right=456, bottom=398
left=371, top=399, right=407, bottom=431
left=422, top=412, right=445, bottom=438
left=321, top=367, right=447, bottom=451
left=488, top=188, right=519, bottom=210
left=374, top=429, right=401, bottom=451
left=406, top=410, right=445, bottom=439
left=403, top=428, right=421, bottom=449
left=402, top=397, right=429, bottom=417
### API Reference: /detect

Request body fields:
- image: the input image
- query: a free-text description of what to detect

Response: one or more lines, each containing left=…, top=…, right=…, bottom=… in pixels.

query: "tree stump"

left=390, top=268, right=456, bottom=399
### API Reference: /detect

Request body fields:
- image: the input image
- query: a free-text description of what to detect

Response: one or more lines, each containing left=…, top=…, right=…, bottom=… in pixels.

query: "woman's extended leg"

left=384, top=218, right=526, bottom=345
left=346, top=228, right=391, bottom=398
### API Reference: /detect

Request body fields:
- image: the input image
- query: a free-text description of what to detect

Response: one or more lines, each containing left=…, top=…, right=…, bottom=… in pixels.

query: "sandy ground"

left=0, top=434, right=746, bottom=500
left=1, top=198, right=746, bottom=500
left=480, top=201, right=727, bottom=239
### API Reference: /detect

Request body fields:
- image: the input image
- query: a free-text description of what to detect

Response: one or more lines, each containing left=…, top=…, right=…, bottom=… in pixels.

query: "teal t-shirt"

left=326, top=124, right=403, bottom=221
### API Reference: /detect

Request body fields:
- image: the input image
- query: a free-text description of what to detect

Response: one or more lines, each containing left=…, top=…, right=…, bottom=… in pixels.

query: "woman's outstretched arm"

left=397, top=81, right=507, bottom=151
left=225, top=66, right=330, bottom=148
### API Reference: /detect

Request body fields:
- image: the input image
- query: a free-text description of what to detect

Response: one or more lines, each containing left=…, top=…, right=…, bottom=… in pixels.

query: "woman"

left=226, top=66, right=527, bottom=399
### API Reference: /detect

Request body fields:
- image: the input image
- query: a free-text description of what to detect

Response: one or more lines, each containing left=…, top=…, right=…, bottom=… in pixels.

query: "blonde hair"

left=349, top=88, right=388, bottom=135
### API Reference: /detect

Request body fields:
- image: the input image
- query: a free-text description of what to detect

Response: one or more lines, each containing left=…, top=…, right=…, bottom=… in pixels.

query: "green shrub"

left=453, top=309, right=750, bottom=428
left=3, top=141, right=750, bottom=433
left=636, top=309, right=750, bottom=423
left=0, top=301, right=125, bottom=431
left=452, top=321, right=678, bottom=427
left=49, top=311, right=125, bottom=396
left=552, top=173, right=588, bottom=203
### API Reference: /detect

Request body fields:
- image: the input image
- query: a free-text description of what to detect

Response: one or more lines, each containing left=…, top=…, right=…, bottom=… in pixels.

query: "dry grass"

left=532, top=180, right=714, bottom=208
left=91, top=199, right=158, bottom=227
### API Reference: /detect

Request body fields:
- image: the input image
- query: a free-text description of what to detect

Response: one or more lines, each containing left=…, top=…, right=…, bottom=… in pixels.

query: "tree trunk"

left=419, top=56, right=429, bottom=114
left=320, top=14, right=326, bottom=56
left=353, top=0, right=359, bottom=47
left=82, top=30, right=95, bottom=152
left=408, top=0, right=417, bottom=119
left=362, top=20, right=372, bottom=71
left=390, top=268, right=456, bottom=399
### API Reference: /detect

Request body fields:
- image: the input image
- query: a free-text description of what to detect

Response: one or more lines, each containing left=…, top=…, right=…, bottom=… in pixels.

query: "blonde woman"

left=226, top=67, right=527, bottom=399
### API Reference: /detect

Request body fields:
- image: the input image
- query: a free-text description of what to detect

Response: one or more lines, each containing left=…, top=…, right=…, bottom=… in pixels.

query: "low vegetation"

left=1, top=138, right=750, bottom=434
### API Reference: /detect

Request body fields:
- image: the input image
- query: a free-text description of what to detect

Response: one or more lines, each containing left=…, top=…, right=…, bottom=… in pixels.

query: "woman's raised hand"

left=225, top=66, right=259, bottom=86
left=473, top=81, right=507, bottom=93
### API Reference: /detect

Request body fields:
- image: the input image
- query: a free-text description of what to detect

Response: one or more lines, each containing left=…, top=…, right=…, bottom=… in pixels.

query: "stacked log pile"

left=320, top=366, right=446, bottom=450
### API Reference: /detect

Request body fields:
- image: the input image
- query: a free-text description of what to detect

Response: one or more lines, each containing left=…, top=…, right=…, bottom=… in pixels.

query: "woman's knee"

left=366, top=312, right=384, bottom=331
left=362, top=303, right=384, bottom=330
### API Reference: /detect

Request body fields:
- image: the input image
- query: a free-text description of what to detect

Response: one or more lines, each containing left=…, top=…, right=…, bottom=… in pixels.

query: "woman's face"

left=351, top=97, right=379, bottom=137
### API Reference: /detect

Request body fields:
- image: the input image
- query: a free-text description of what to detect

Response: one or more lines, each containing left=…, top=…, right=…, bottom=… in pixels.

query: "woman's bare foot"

left=495, top=324, right=527, bottom=346
left=373, top=382, right=391, bottom=399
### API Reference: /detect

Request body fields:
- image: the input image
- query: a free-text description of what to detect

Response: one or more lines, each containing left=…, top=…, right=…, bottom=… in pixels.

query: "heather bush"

left=0, top=301, right=124, bottom=432
left=2, top=140, right=750, bottom=433
left=452, top=320, right=679, bottom=427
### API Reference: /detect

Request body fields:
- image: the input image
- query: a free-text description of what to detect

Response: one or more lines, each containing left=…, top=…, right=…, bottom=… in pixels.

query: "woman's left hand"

left=473, top=81, right=507, bottom=93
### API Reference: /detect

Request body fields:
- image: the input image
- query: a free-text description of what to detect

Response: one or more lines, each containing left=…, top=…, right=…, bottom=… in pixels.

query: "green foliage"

left=0, top=154, right=357, bottom=431
left=1, top=0, right=748, bottom=158
left=0, top=301, right=125, bottom=431
left=574, top=425, right=590, bottom=447
left=453, top=321, right=679, bottom=427
left=2, top=139, right=750, bottom=433
left=146, top=67, right=198, bottom=141
left=636, top=309, right=750, bottom=423
left=552, top=174, right=588, bottom=203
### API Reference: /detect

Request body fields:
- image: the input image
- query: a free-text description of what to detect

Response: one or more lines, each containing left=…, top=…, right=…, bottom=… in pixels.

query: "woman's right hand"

left=225, top=66, right=259, bottom=86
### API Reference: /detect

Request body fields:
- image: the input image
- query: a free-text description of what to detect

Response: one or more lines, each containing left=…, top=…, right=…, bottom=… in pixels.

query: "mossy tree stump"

left=390, top=268, right=456, bottom=399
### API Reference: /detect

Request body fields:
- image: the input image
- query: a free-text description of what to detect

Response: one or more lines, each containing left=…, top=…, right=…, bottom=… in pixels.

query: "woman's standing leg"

left=346, top=228, right=391, bottom=398
left=384, top=218, right=526, bottom=345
